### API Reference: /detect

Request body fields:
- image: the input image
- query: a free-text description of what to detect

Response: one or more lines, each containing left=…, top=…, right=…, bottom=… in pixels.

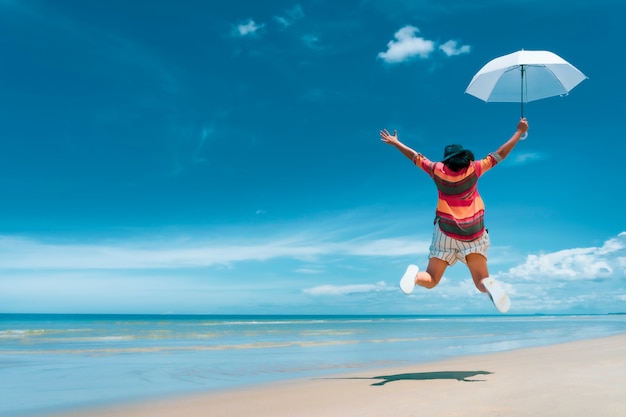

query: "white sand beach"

left=49, top=334, right=626, bottom=417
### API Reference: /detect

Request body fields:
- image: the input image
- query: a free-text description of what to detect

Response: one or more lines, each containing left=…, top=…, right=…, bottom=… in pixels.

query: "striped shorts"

left=429, top=224, right=490, bottom=266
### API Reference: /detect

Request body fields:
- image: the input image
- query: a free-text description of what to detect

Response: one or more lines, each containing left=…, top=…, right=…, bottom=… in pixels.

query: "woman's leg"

left=416, top=257, right=449, bottom=289
left=467, top=252, right=510, bottom=313
left=466, top=253, right=489, bottom=292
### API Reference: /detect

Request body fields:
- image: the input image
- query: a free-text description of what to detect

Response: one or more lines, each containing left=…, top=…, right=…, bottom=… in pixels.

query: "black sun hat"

left=442, top=144, right=465, bottom=162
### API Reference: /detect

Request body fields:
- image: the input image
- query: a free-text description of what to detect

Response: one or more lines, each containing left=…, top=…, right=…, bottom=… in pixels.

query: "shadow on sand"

left=318, top=371, right=493, bottom=386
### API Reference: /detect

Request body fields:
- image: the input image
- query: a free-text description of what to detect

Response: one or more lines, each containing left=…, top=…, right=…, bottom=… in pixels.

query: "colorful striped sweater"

left=413, top=152, right=502, bottom=242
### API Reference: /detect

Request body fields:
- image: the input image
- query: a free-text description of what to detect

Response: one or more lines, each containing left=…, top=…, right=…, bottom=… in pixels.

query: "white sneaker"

left=482, top=277, right=511, bottom=313
left=400, top=265, right=419, bottom=295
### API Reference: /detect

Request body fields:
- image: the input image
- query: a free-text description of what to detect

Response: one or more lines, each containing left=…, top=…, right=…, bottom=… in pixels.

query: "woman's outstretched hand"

left=380, top=129, right=399, bottom=145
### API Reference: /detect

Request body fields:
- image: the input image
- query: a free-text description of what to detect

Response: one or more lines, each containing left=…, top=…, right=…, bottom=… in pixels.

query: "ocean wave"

left=0, top=334, right=455, bottom=356
left=0, top=328, right=94, bottom=338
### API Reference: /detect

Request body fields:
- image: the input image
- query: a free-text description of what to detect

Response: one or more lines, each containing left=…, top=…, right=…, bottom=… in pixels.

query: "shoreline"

left=48, top=333, right=626, bottom=417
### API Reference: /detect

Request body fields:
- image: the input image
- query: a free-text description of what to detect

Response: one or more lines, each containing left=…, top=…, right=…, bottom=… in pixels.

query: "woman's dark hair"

left=444, top=150, right=475, bottom=171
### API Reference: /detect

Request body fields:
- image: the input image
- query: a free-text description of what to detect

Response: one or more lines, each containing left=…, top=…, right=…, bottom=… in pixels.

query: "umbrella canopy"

left=465, top=50, right=587, bottom=116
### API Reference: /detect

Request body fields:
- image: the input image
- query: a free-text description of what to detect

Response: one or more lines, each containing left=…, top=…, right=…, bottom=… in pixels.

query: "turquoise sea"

left=2, top=313, right=625, bottom=416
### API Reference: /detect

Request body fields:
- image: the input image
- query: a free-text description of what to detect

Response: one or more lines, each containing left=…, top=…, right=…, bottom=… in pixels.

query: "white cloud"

left=598, top=234, right=625, bottom=254
left=377, top=26, right=435, bottom=63
left=378, top=26, right=471, bottom=64
left=303, top=281, right=393, bottom=296
left=234, top=19, right=265, bottom=37
left=497, top=233, right=626, bottom=282
left=439, top=40, right=471, bottom=56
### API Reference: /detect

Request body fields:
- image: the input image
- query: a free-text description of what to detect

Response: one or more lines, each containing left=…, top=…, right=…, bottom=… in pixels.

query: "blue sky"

left=1, top=0, right=625, bottom=315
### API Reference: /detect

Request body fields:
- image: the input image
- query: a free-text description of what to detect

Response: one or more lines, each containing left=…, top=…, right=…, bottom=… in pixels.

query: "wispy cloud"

left=2, top=225, right=625, bottom=292
left=439, top=40, right=471, bottom=57
left=377, top=25, right=470, bottom=64
left=274, top=4, right=305, bottom=29
left=233, top=5, right=304, bottom=39
left=2, top=227, right=626, bottom=314
left=294, top=268, right=323, bottom=274
left=234, top=19, right=265, bottom=37
left=506, top=151, right=547, bottom=166
left=0, top=233, right=427, bottom=270
left=301, top=34, right=321, bottom=49
left=303, top=281, right=394, bottom=296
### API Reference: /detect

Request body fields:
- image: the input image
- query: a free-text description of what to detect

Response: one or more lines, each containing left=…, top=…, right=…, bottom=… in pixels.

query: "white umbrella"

left=465, top=50, right=588, bottom=118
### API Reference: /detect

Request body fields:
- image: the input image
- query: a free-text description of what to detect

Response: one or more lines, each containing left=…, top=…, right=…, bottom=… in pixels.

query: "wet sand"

left=50, top=334, right=626, bottom=417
